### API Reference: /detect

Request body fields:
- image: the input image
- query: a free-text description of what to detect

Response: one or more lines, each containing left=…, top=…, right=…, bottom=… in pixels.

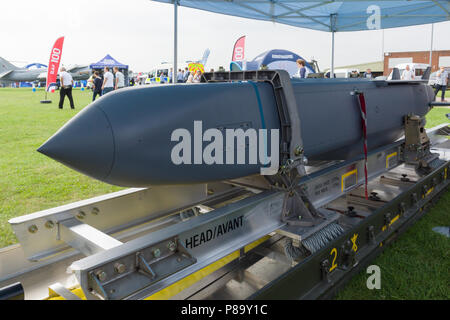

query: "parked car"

left=387, top=63, right=429, bottom=80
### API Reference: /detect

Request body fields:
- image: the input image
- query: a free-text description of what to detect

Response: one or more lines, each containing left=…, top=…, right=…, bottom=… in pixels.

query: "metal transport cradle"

left=0, top=71, right=449, bottom=300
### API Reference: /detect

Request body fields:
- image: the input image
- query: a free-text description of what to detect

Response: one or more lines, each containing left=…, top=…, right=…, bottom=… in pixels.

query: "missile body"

left=38, top=78, right=434, bottom=187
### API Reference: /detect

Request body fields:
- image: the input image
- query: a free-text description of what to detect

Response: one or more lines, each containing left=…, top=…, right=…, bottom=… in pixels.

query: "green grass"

left=337, top=99, right=450, bottom=300
left=0, top=87, right=448, bottom=299
left=425, top=106, right=449, bottom=128
left=0, top=88, right=123, bottom=246
left=336, top=192, right=450, bottom=300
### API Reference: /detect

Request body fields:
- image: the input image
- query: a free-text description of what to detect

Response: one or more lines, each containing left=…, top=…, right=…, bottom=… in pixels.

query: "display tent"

left=90, top=54, right=128, bottom=69
left=90, top=54, right=129, bottom=87
left=151, top=0, right=449, bottom=79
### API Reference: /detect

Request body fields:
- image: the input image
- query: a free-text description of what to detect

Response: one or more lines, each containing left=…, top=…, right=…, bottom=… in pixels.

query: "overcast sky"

left=1, top=0, right=449, bottom=71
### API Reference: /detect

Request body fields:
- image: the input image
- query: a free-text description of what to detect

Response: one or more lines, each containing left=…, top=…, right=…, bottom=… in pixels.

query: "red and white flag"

left=231, top=36, right=246, bottom=62
left=46, top=36, right=65, bottom=92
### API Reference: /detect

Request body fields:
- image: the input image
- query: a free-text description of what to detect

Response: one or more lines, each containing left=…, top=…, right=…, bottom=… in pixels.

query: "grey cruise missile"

left=37, top=76, right=434, bottom=187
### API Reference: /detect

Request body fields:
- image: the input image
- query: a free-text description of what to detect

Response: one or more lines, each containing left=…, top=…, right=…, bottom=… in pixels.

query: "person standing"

left=168, top=68, right=173, bottom=83
left=102, top=67, right=114, bottom=95
left=87, top=74, right=95, bottom=90
left=159, top=71, right=166, bottom=84
left=177, top=69, right=184, bottom=83
left=363, top=69, right=373, bottom=79
left=401, top=65, right=415, bottom=80
left=193, top=70, right=202, bottom=83
left=295, top=59, right=308, bottom=79
left=183, top=67, right=190, bottom=82
left=186, top=71, right=195, bottom=83
left=58, top=67, right=75, bottom=109
left=434, top=66, right=448, bottom=102
left=92, top=71, right=103, bottom=101
left=113, top=67, right=125, bottom=90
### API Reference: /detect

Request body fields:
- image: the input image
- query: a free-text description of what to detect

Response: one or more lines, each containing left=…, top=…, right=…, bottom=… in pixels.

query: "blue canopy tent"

left=230, top=49, right=315, bottom=76
left=90, top=54, right=129, bottom=86
left=90, top=54, right=128, bottom=69
left=151, top=0, right=449, bottom=79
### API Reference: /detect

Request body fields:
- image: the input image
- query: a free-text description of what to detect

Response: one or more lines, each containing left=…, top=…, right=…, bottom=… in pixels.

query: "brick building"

left=383, top=50, right=450, bottom=76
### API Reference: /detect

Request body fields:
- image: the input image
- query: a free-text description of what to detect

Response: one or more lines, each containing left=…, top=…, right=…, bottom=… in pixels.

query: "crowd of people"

left=89, top=66, right=125, bottom=101
left=150, top=67, right=215, bottom=84
left=173, top=67, right=211, bottom=83
left=400, top=65, right=447, bottom=102
left=58, top=66, right=126, bottom=108
left=57, top=61, right=448, bottom=109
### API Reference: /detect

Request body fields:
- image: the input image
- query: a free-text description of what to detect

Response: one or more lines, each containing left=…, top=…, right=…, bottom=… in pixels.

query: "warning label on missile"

left=185, top=215, right=244, bottom=249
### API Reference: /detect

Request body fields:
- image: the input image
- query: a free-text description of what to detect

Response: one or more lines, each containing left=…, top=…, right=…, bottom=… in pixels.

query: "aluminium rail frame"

left=0, top=124, right=449, bottom=300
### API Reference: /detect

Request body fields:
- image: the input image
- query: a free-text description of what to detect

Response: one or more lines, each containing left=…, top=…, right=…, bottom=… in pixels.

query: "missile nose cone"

left=37, top=105, right=114, bottom=181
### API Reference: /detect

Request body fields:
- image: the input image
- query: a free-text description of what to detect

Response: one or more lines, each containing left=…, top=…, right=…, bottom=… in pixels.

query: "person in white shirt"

left=102, top=67, right=114, bottom=94
left=434, top=66, right=448, bottom=102
left=401, top=65, right=415, bottom=80
left=186, top=71, right=195, bottom=83
left=193, top=70, right=202, bottom=83
left=113, top=67, right=125, bottom=90
left=58, top=67, right=75, bottom=109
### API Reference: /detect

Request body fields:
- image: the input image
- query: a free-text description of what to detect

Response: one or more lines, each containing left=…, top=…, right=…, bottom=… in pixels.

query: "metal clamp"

left=368, top=225, right=376, bottom=245
left=78, top=236, right=196, bottom=300
left=321, top=259, right=331, bottom=283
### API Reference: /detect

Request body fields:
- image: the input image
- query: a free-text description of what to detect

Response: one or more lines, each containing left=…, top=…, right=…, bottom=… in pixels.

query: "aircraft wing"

left=67, top=65, right=91, bottom=80
left=66, top=65, right=88, bottom=72
left=0, top=70, right=14, bottom=79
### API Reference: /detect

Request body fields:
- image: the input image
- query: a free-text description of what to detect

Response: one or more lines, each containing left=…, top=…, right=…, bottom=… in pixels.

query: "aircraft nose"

left=37, top=105, right=115, bottom=181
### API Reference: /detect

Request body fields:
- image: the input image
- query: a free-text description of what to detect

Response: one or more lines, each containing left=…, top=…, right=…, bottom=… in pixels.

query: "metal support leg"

left=173, top=1, right=178, bottom=84
left=429, top=23, right=434, bottom=67
left=330, top=14, right=336, bottom=79
left=331, top=30, right=335, bottom=78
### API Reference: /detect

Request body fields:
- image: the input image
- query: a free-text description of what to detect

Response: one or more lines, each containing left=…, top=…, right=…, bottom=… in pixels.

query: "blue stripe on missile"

left=248, top=81, right=266, bottom=130
left=248, top=81, right=268, bottom=167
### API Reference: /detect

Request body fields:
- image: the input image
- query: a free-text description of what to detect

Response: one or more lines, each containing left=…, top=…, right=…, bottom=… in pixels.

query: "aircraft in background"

left=37, top=64, right=91, bottom=81
left=0, top=57, right=91, bottom=83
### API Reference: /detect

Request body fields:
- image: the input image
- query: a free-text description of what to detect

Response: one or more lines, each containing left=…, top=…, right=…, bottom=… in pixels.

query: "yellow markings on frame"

left=422, top=187, right=434, bottom=199
left=381, top=214, right=400, bottom=231
left=444, top=167, right=448, bottom=180
left=46, top=235, right=271, bottom=300
left=329, top=248, right=338, bottom=272
left=47, top=287, right=86, bottom=300
left=350, top=234, right=358, bottom=252
left=144, top=235, right=271, bottom=300
left=386, top=151, right=398, bottom=169
left=146, top=250, right=240, bottom=300
left=341, top=169, right=358, bottom=192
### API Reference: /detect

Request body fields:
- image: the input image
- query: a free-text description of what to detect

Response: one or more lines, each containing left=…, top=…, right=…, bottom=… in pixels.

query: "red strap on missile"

left=355, top=90, right=369, bottom=200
